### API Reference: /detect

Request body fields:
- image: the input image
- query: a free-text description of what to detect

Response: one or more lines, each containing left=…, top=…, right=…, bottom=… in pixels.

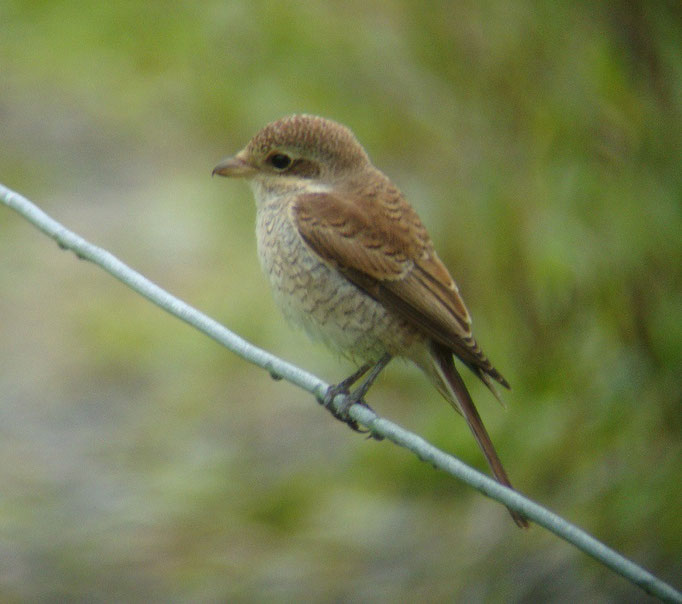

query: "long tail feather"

left=430, top=342, right=529, bottom=528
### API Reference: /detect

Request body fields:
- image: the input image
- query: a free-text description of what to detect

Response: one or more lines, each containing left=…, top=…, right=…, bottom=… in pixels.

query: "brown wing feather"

left=292, top=190, right=508, bottom=388
left=292, top=191, right=413, bottom=280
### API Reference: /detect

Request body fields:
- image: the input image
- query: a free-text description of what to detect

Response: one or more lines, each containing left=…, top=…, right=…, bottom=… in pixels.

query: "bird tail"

left=428, top=341, right=529, bottom=528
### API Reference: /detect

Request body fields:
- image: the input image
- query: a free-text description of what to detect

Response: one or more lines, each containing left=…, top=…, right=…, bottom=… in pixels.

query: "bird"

left=213, top=114, right=527, bottom=527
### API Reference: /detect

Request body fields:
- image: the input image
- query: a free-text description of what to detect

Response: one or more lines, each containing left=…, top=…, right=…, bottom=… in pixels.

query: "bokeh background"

left=1, top=1, right=680, bottom=601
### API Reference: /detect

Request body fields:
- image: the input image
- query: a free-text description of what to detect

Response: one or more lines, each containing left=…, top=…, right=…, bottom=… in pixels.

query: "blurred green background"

left=1, top=1, right=680, bottom=601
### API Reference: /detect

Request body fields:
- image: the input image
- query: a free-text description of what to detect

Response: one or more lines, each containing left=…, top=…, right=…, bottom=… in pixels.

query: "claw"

left=321, top=382, right=349, bottom=409
left=321, top=385, right=382, bottom=439
left=318, top=355, right=393, bottom=440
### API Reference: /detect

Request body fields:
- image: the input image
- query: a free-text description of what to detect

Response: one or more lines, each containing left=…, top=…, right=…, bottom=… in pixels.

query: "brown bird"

left=213, top=114, right=527, bottom=527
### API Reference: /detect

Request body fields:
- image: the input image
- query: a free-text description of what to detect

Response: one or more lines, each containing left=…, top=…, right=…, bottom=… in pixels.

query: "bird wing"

left=291, top=189, right=508, bottom=387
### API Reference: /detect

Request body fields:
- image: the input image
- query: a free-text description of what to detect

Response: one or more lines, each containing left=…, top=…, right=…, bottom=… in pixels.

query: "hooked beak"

left=212, top=151, right=256, bottom=178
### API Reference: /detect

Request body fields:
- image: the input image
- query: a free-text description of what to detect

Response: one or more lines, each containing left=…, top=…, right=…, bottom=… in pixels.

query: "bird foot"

left=320, top=384, right=382, bottom=440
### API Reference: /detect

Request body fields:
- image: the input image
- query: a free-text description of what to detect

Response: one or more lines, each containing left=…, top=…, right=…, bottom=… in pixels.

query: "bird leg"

left=321, top=354, right=392, bottom=436
left=321, top=362, right=373, bottom=408
left=347, top=353, right=392, bottom=406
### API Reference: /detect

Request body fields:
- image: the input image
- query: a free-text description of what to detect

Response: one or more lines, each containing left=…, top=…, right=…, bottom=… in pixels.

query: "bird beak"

left=212, top=151, right=256, bottom=178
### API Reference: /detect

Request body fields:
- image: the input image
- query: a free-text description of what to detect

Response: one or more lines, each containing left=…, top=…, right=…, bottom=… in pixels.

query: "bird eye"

left=268, top=153, right=292, bottom=170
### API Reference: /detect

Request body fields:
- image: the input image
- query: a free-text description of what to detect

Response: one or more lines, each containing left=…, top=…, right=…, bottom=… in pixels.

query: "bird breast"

left=255, top=198, right=423, bottom=365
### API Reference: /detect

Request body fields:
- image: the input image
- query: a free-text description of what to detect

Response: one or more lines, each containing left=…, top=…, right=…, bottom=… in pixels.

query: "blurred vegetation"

left=1, top=1, right=680, bottom=601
